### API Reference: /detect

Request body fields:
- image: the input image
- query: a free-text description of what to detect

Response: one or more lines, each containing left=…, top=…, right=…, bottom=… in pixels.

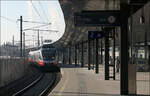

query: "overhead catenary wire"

left=23, top=28, right=58, bottom=32
left=23, top=23, right=51, bottom=31
left=30, top=0, right=46, bottom=23
left=24, top=34, right=37, bottom=37
left=1, top=1, right=52, bottom=47
left=1, top=16, right=21, bottom=40
left=1, top=16, right=20, bottom=30
left=0, top=16, right=17, bottom=23
left=38, top=1, right=49, bottom=22
left=22, top=20, right=50, bottom=24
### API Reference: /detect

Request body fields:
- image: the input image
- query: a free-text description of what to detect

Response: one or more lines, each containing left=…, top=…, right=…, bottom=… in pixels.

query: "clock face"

left=108, top=16, right=116, bottom=24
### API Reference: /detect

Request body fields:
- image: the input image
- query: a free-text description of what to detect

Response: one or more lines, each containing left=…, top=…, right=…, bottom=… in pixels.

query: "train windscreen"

left=42, top=48, right=55, bottom=61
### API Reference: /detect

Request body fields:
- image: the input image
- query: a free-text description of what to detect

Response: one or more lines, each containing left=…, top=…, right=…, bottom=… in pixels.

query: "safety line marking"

left=58, top=70, right=69, bottom=96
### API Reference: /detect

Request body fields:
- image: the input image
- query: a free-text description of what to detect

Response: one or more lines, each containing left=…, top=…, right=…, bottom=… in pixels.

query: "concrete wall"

left=0, top=58, right=28, bottom=87
left=131, top=2, right=150, bottom=42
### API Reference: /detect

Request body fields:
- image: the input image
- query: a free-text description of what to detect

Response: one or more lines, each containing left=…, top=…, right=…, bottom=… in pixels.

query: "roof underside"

left=54, top=0, right=150, bottom=48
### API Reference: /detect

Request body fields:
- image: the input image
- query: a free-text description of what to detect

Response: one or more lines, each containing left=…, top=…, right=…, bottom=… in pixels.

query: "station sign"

left=44, top=39, right=52, bottom=43
left=88, top=31, right=104, bottom=39
left=74, top=10, right=120, bottom=27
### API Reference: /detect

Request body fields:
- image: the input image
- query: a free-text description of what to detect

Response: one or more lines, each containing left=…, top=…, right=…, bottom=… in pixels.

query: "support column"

left=70, top=47, right=72, bottom=65
left=78, top=44, right=80, bottom=66
left=23, top=32, right=25, bottom=57
left=148, top=46, right=150, bottom=71
left=101, top=39, right=103, bottom=64
left=88, top=40, right=91, bottom=70
left=60, top=50, right=63, bottom=64
left=113, top=28, right=116, bottom=80
left=120, top=2, right=129, bottom=95
left=20, top=16, right=23, bottom=57
left=95, top=38, right=99, bottom=73
left=81, top=42, right=84, bottom=67
left=105, top=28, right=110, bottom=80
left=62, top=50, right=65, bottom=65
left=37, top=29, right=40, bottom=47
left=69, top=46, right=71, bottom=65
left=57, top=50, right=59, bottom=64
left=93, top=39, right=95, bottom=69
left=75, top=45, right=77, bottom=66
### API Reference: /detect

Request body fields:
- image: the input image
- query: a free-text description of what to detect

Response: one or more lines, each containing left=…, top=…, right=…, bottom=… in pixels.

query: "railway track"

left=12, top=72, right=58, bottom=96
left=12, top=73, right=44, bottom=96
left=0, top=66, right=61, bottom=96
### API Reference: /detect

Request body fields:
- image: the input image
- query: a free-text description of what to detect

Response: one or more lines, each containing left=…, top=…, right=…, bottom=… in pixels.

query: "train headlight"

left=38, top=59, right=45, bottom=66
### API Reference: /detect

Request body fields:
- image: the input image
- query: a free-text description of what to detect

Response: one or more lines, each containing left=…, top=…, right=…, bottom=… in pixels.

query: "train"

left=27, top=44, right=60, bottom=73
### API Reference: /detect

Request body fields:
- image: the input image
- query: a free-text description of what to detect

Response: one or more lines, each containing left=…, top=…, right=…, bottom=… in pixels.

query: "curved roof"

left=54, top=0, right=120, bottom=48
left=54, top=0, right=149, bottom=48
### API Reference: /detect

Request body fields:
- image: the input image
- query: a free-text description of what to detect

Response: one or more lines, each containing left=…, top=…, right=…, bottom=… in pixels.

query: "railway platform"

left=49, top=64, right=120, bottom=96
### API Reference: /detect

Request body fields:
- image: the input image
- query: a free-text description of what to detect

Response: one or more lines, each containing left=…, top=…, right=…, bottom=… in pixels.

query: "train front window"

left=42, top=48, right=55, bottom=61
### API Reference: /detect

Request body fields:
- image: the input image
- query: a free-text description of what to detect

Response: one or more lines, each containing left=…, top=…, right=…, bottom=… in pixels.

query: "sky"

left=0, top=0, right=65, bottom=47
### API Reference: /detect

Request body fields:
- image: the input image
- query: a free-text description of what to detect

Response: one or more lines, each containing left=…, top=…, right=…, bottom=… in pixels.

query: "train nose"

left=43, top=60, right=55, bottom=66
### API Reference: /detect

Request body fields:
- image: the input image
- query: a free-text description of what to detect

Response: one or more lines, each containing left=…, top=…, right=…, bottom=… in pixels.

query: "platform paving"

left=49, top=64, right=121, bottom=96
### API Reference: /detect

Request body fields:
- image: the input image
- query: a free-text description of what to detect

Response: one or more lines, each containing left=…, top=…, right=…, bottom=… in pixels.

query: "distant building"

left=0, top=42, right=20, bottom=57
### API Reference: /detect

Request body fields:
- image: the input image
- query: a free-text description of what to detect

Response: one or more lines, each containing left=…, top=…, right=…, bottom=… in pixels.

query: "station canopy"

left=54, top=0, right=149, bottom=49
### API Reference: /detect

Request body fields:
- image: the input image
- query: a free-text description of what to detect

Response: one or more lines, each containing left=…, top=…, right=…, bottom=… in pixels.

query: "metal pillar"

left=113, top=28, right=116, bottom=80
left=57, top=50, right=59, bottom=64
left=68, top=47, right=69, bottom=64
left=37, top=30, right=40, bottom=47
left=78, top=44, right=80, bottom=66
left=67, top=47, right=68, bottom=65
left=93, top=39, right=95, bottom=69
left=148, top=46, right=150, bottom=71
left=69, top=46, right=71, bottom=65
left=61, top=51, right=63, bottom=64
left=88, top=40, right=91, bottom=70
left=120, top=2, right=129, bottom=95
left=95, top=38, right=99, bottom=73
left=41, top=36, right=43, bottom=45
left=23, top=32, right=25, bottom=57
left=81, top=42, right=84, bottom=67
left=20, top=16, right=23, bottom=57
left=12, top=35, right=14, bottom=46
left=101, top=39, right=103, bottom=64
left=105, top=28, right=110, bottom=80
left=62, top=50, right=65, bottom=65
left=75, top=45, right=77, bottom=66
